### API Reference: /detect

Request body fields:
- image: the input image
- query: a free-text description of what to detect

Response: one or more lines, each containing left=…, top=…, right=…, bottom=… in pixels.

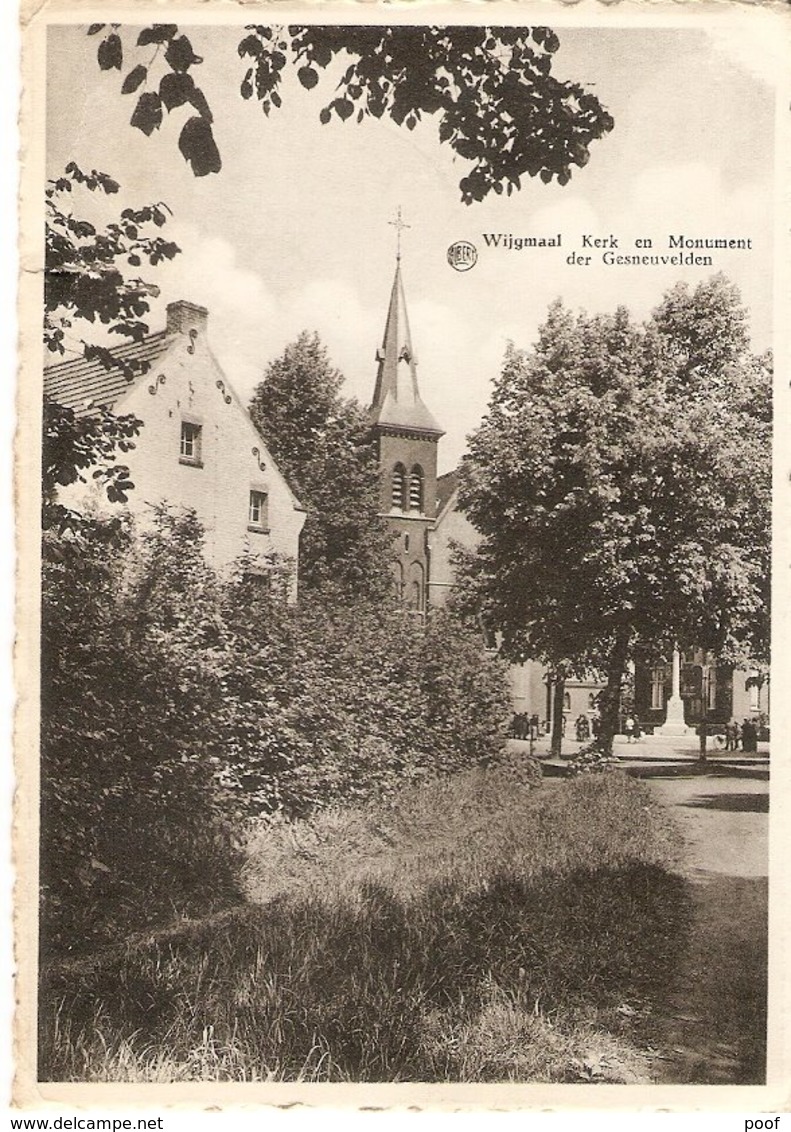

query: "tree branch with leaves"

left=44, top=164, right=182, bottom=532
left=45, top=162, right=180, bottom=377
left=88, top=22, right=614, bottom=201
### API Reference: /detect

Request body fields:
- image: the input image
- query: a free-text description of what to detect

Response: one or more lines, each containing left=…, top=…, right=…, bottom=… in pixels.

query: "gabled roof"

left=435, top=468, right=460, bottom=517
left=43, top=331, right=170, bottom=413
left=369, top=260, right=443, bottom=436
left=44, top=303, right=307, bottom=518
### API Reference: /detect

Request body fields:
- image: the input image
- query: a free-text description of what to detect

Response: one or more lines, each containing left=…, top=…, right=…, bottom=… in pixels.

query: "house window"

left=180, top=421, right=202, bottom=465
left=248, top=490, right=269, bottom=531
left=392, top=464, right=407, bottom=510
left=409, top=466, right=424, bottom=512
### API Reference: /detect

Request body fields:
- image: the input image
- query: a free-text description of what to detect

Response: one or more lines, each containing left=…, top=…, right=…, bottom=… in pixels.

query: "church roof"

left=436, top=469, right=460, bottom=517
left=369, top=260, right=443, bottom=436
left=44, top=331, right=170, bottom=413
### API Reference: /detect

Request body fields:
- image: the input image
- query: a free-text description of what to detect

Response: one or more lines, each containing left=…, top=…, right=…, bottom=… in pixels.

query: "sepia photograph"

left=15, top=3, right=788, bottom=1106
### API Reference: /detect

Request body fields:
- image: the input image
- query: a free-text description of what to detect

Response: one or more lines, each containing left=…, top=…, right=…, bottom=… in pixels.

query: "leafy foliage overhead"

left=90, top=23, right=614, bottom=201
left=44, top=167, right=184, bottom=536
left=45, top=163, right=180, bottom=377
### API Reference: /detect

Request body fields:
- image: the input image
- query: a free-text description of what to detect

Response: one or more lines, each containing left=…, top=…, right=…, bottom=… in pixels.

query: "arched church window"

left=563, top=692, right=571, bottom=711
left=391, top=464, right=407, bottom=510
left=409, top=466, right=424, bottom=512
left=393, top=561, right=404, bottom=603
left=408, top=562, right=424, bottom=612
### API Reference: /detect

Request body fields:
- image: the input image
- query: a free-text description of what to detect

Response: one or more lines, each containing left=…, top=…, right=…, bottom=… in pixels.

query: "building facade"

left=634, top=648, right=769, bottom=733
left=44, top=300, right=306, bottom=587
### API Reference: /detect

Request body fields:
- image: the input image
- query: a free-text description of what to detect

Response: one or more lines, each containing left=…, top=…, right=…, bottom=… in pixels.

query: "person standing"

left=699, top=715, right=708, bottom=760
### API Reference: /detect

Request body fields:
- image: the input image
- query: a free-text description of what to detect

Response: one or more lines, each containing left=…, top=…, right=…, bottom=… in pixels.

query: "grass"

left=39, top=758, right=690, bottom=1083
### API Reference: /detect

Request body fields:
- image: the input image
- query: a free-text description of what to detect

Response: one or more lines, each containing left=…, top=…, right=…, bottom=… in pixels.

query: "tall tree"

left=457, top=277, right=770, bottom=752
left=249, top=332, right=396, bottom=601
left=88, top=24, right=613, bottom=200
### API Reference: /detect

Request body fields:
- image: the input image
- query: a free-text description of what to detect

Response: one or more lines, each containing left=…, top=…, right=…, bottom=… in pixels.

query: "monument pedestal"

left=655, top=646, right=694, bottom=737
left=656, top=695, right=693, bottom=737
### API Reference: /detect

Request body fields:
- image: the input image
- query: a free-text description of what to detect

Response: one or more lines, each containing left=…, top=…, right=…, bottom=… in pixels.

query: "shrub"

left=566, top=742, right=619, bottom=777
left=41, top=510, right=513, bottom=952
left=218, top=591, right=512, bottom=817
left=40, top=511, right=243, bottom=956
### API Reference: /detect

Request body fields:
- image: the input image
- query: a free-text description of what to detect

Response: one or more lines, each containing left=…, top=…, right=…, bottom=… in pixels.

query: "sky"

left=46, top=18, right=779, bottom=473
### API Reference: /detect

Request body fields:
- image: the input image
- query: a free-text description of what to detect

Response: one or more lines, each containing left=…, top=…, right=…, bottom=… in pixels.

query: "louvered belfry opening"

left=409, top=466, right=424, bottom=512
left=392, top=463, right=407, bottom=509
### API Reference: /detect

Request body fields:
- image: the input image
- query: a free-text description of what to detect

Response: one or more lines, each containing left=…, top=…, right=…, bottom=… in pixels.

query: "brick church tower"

left=370, top=253, right=443, bottom=612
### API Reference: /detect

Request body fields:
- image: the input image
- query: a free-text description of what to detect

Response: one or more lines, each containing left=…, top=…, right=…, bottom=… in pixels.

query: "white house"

left=44, top=300, right=306, bottom=589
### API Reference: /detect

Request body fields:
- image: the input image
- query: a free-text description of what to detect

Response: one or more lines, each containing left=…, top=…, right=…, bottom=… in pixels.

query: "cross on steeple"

left=388, top=206, right=411, bottom=261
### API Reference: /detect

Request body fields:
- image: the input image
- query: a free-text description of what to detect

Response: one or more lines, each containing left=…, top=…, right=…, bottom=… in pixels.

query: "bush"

left=566, top=742, right=619, bottom=777
left=217, top=587, right=512, bottom=817
left=41, top=510, right=513, bottom=953
left=40, top=511, right=243, bottom=956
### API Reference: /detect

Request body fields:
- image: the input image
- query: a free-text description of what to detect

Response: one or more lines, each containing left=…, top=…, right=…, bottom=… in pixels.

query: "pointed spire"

left=370, top=258, right=443, bottom=436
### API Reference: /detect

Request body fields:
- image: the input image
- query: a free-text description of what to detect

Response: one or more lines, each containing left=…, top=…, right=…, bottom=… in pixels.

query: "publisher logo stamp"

left=447, top=241, right=478, bottom=272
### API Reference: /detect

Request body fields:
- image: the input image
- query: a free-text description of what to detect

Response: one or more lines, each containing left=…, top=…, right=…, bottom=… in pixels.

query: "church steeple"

left=369, top=259, right=443, bottom=436
left=370, top=225, right=443, bottom=616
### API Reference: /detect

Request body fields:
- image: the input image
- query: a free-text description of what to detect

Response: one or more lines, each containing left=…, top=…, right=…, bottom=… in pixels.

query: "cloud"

left=154, top=224, right=278, bottom=396
left=147, top=144, right=771, bottom=483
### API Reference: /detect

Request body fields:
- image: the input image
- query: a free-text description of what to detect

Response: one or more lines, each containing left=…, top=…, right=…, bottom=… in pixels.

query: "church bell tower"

left=370, top=219, right=443, bottom=612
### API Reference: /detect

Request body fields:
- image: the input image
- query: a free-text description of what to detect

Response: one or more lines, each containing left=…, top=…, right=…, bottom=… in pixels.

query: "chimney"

left=166, top=300, right=209, bottom=338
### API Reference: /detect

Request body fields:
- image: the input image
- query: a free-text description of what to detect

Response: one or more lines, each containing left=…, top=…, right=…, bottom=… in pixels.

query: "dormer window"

left=392, top=464, right=407, bottom=510
left=179, top=421, right=202, bottom=466
left=248, top=489, right=269, bottom=532
left=409, top=466, right=424, bottom=512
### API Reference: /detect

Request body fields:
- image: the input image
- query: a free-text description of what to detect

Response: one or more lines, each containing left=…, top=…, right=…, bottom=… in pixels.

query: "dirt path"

left=636, top=767, right=768, bottom=1084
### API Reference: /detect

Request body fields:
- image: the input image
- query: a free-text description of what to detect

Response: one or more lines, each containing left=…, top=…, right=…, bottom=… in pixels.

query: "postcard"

left=14, top=0, right=791, bottom=1112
